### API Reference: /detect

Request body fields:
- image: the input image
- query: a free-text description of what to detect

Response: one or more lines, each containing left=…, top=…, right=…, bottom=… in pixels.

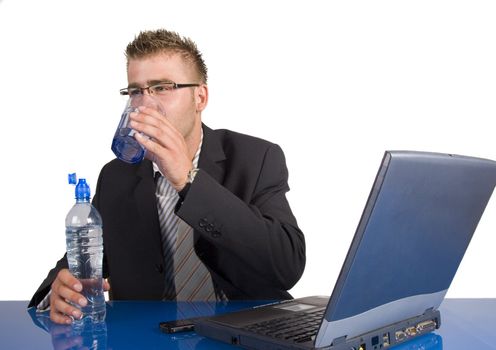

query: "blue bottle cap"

left=68, top=173, right=77, bottom=185
left=75, top=179, right=91, bottom=200
left=68, top=173, right=91, bottom=200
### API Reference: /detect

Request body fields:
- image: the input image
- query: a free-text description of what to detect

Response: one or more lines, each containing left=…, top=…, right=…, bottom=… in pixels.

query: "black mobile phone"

left=159, top=318, right=197, bottom=333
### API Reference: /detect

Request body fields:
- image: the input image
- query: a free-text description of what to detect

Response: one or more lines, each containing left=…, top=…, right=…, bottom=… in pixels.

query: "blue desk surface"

left=0, top=298, right=494, bottom=349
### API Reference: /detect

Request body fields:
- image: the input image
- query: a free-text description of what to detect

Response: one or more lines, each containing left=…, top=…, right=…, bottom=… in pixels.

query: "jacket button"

left=155, top=264, right=164, bottom=273
left=211, top=230, right=221, bottom=238
left=199, top=218, right=208, bottom=228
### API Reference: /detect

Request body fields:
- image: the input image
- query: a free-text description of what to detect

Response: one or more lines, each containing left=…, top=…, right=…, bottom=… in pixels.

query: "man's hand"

left=130, top=106, right=192, bottom=191
left=49, top=269, right=110, bottom=324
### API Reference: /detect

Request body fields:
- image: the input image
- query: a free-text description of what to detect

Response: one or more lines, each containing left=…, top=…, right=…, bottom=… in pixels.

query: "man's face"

left=126, top=52, right=205, bottom=140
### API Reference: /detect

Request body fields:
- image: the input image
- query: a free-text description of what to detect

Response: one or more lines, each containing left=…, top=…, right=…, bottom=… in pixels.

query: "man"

left=29, top=29, right=305, bottom=325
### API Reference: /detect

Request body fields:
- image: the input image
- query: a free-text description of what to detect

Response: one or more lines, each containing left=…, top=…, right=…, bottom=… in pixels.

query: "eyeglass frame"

left=119, top=81, right=200, bottom=96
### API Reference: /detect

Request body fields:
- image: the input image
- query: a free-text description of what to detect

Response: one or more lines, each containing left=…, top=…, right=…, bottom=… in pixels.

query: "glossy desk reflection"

left=0, top=299, right=494, bottom=349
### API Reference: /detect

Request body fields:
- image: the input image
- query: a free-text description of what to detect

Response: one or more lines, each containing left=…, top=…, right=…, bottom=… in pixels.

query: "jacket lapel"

left=133, top=160, right=163, bottom=257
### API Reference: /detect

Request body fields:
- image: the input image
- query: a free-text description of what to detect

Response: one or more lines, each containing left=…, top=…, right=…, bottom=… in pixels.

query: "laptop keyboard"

left=243, top=308, right=325, bottom=343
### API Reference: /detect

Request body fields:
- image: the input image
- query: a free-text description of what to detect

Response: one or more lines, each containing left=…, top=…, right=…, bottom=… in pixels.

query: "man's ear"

left=195, top=84, right=208, bottom=112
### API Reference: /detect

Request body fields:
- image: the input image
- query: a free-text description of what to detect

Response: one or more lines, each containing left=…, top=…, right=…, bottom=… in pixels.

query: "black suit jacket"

left=29, top=124, right=305, bottom=307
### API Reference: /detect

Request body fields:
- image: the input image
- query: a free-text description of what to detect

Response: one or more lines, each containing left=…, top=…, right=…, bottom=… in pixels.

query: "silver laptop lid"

left=316, top=151, right=496, bottom=347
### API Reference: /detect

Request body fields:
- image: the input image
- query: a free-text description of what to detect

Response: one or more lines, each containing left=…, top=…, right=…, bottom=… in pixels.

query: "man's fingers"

left=57, top=269, right=82, bottom=292
left=52, top=281, right=86, bottom=307
left=135, top=133, right=161, bottom=155
left=103, top=279, right=111, bottom=292
left=49, top=295, right=77, bottom=325
left=50, top=308, right=73, bottom=325
left=53, top=297, right=82, bottom=320
left=50, top=287, right=84, bottom=325
left=129, top=108, right=179, bottom=145
left=49, top=269, right=88, bottom=325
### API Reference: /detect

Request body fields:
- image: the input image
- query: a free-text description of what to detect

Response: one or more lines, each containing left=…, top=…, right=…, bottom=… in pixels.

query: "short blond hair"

left=125, top=29, right=208, bottom=83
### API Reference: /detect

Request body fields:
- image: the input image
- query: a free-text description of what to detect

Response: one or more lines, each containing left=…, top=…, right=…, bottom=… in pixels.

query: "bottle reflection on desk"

left=50, top=321, right=108, bottom=350
left=393, top=333, right=443, bottom=350
left=28, top=308, right=109, bottom=350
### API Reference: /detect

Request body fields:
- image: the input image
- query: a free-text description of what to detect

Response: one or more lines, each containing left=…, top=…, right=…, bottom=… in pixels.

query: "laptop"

left=195, top=150, right=496, bottom=350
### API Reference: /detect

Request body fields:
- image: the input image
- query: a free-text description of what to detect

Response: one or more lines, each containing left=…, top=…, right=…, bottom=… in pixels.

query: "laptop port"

left=231, top=336, right=239, bottom=345
left=382, top=332, right=390, bottom=347
left=371, top=336, right=379, bottom=346
left=416, top=320, right=437, bottom=333
left=395, top=330, right=407, bottom=342
left=405, top=327, right=417, bottom=336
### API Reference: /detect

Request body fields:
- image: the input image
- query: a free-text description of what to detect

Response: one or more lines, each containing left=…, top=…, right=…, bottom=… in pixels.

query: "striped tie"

left=156, top=175, right=179, bottom=300
left=173, top=220, right=216, bottom=301
left=155, top=130, right=226, bottom=301
left=156, top=175, right=219, bottom=301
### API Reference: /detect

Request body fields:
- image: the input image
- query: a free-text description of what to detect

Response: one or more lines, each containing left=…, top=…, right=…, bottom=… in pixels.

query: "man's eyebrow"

left=127, top=82, right=141, bottom=88
left=127, top=79, right=174, bottom=88
left=148, top=79, right=174, bottom=85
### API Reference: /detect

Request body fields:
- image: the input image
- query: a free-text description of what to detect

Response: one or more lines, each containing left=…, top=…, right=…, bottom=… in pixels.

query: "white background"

left=0, top=0, right=495, bottom=301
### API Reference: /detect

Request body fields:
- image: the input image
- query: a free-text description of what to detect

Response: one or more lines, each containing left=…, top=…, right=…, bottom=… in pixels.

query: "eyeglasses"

left=120, top=81, right=200, bottom=96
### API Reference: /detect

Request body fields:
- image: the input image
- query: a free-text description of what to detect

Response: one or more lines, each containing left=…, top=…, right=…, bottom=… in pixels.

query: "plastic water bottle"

left=65, top=173, right=106, bottom=324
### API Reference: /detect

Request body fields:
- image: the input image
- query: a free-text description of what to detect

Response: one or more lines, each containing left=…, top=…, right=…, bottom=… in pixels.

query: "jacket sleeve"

left=175, top=143, right=305, bottom=296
